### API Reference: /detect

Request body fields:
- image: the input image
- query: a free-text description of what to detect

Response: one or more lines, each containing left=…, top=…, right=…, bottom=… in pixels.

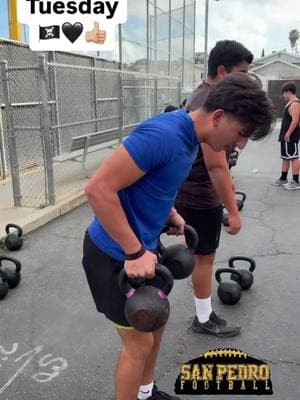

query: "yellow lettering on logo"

left=191, top=365, right=201, bottom=380
left=248, top=365, right=259, bottom=380
left=181, top=364, right=191, bottom=380
left=227, top=364, right=238, bottom=380
left=237, top=364, right=248, bottom=380
left=202, top=364, right=214, bottom=381
left=259, top=365, right=270, bottom=380
left=216, top=365, right=227, bottom=380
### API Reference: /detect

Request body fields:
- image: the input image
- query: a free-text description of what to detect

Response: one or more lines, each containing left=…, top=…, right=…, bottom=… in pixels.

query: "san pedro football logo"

left=175, top=348, right=273, bottom=395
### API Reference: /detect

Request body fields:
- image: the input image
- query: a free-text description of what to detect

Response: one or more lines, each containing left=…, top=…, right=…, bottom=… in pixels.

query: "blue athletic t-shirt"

left=88, top=109, right=199, bottom=260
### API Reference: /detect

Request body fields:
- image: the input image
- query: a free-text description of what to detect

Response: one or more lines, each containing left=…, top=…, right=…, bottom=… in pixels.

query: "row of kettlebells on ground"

left=0, top=224, right=23, bottom=300
left=220, top=189, right=254, bottom=305
left=119, top=193, right=255, bottom=333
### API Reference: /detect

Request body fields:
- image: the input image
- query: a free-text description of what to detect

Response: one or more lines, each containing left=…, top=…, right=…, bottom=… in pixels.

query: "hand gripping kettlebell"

left=158, top=224, right=199, bottom=279
left=0, top=256, right=22, bottom=288
left=235, top=192, right=246, bottom=211
left=118, top=264, right=174, bottom=332
left=215, top=268, right=243, bottom=305
left=0, top=270, right=9, bottom=300
left=228, top=256, right=256, bottom=290
left=5, top=224, right=24, bottom=251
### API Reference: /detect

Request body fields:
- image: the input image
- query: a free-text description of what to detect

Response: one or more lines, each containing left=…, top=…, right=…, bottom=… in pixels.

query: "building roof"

left=253, top=50, right=300, bottom=65
left=251, top=58, right=300, bottom=73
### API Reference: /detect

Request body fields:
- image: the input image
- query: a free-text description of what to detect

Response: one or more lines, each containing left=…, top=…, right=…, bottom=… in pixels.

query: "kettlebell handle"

left=5, top=224, right=23, bottom=238
left=235, top=191, right=246, bottom=202
left=0, top=256, right=22, bottom=273
left=118, top=263, right=174, bottom=298
left=228, top=256, right=256, bottom=272
left=0, top=269, right=8, bottom=281
left=230, top=150, right=239, bottom=158
left=215, top=268, right=243, bottom=283
left=159, top=224, right=199, bottom=252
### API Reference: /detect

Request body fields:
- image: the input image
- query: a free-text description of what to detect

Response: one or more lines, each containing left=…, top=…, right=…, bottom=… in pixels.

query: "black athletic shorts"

left=82, top=232, right=165, bottom=328
left=280, top=141, right=299, bottom=159
left=82, top=231, right=130, bottom=327
left=175, top=205, right=223, bottom=255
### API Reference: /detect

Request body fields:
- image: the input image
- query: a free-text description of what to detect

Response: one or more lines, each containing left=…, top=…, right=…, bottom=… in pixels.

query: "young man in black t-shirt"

left=271, top=82, right=300, bottom=190
left=175, top=40, right=254, bottom=337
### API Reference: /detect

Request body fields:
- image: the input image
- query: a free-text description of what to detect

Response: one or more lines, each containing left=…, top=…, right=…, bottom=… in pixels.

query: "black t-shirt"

left=175, top=82, right=225, bottom=210
left=278, top=100, right=300, bottom=143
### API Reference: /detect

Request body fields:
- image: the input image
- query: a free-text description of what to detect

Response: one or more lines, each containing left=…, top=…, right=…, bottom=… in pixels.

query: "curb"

left=0, top=191, right=87, bottom=242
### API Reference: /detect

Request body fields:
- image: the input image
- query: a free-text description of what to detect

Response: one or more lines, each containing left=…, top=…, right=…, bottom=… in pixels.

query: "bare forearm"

left=85, top=188, right=141, bottom=254
left=208, top=167, right=238, bottom=214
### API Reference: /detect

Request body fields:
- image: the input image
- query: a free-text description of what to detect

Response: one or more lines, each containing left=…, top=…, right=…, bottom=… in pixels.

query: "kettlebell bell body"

left=228, top=256, right=256, bottom=290
left=158, top=224, right=199, bottom=279
left=235, top=192, right=246, bottom=211
left=5, top=224, right=23, bottom=251
left=118, top=264, right=174, bottom=332
left=0, top=256, right=22, bottom=288
left=0, top=270, right=9, bottom=300
left=215, top=268, right=242, bottom=305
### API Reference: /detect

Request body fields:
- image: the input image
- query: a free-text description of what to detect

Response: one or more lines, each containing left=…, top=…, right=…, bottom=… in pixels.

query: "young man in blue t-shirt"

left=82, top=73, right=274, bottom=400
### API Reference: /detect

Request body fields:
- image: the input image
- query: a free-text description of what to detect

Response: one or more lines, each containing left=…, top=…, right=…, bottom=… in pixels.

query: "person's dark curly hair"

left=203, top=72, right=275, bottom=140
left=208, top=40, right=254, bottom=78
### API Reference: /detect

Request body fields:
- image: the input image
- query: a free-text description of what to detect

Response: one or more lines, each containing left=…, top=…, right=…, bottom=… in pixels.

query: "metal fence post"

left=177, top=80, right=182, bottom=107
left=49, top=51, right=61, bottom=156
left=117, top=71, right=124, bottom=143
left=154, top=77, right=158, bottom=114
left=0, top=108, right=7, bottom=179
left=38, top=55, right=55, bottom=205
left=0, top=60, right=22, bottom=206
left=91, top=58, right=99, bottom=132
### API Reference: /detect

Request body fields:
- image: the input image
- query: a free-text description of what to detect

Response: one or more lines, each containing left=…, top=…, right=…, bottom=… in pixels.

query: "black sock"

left=293, top=174, right=299, bottom=183
left=280, top=171, right=288, bottom=180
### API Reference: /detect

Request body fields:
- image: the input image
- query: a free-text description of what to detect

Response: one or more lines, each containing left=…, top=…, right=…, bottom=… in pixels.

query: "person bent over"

left=82, top=73, right=274, bottom=400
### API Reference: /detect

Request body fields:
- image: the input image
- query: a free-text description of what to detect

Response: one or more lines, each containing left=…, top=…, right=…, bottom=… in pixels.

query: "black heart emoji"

left=62, top=22, right=83, bottom=43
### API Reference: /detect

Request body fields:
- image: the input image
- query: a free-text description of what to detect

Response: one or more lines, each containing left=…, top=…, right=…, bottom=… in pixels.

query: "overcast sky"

left=195, top=0, right=300, bottom=58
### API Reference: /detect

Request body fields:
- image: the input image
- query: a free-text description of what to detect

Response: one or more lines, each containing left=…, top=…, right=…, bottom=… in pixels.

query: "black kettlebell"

left=228, top=150, right=239, bottom=169
left=0, top=270, right=9, bottom=300
left=5, top=224, right=24, bottom=251
left=222, top=212, right=229, bottom=227
left=157, top=224, right=198, bottom=279
left=235, top=192, right=246, bottom=211
left=118, top=264, right=174, bottom=332
left=215, top=268, right=243, bottom=305
left=0, top=256, right=22, bottom=288
left=228, top=256, right=256, bottom=290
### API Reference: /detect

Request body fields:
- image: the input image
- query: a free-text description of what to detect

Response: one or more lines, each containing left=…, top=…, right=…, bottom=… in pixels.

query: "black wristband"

left=125, top=246, right=146, bottom=260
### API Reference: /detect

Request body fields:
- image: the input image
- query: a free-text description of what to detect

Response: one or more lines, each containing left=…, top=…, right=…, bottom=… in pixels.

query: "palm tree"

left=289, top=29, right=299, bottom=53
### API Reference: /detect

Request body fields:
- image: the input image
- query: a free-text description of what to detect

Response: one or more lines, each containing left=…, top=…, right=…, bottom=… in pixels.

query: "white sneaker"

left=271, top=178, right=288, bottom=186
left=283, top=181, right=300, bottom=190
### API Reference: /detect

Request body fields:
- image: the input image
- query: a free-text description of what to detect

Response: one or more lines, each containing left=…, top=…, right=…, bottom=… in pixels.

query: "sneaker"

left=144, top=385, right=181, bottom=399
left=271, top=178, right=288, bottom=186
left=192, top=311, right=241, bottom=338
left=283, top=180, right=300, bottom=190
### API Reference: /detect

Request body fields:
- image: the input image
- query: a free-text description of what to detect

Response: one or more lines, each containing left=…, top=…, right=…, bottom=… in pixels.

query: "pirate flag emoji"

left=39, top=25, right=60, bottom=40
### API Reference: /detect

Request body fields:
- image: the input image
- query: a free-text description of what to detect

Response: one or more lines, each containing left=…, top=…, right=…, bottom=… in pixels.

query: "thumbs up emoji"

left=85, top=22, right=107, bottom=44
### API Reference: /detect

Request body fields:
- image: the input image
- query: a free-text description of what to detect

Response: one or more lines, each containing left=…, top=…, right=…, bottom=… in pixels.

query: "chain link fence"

left=0, top=43, right=181, bottom=208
